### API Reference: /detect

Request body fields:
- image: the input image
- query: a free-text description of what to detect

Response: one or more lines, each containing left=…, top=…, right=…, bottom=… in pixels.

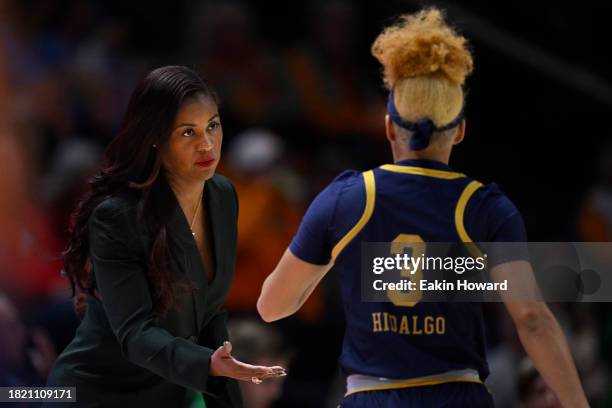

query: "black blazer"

left=46, top=175, right=242, bottom=408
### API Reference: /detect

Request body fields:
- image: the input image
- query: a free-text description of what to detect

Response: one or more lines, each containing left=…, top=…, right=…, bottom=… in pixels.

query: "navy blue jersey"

left=290, top=159, right=527, bottom=383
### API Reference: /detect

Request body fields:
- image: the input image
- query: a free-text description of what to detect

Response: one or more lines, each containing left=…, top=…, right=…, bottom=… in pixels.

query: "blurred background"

left=0, top=0, right=611, bottom=407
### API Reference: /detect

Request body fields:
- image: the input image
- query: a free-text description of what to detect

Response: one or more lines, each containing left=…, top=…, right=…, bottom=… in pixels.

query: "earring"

left=152, top=144, right=157, bottom=148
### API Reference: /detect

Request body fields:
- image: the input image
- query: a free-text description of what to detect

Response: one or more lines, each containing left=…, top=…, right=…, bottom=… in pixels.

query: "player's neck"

left=392, top=146, right=452, bottom=165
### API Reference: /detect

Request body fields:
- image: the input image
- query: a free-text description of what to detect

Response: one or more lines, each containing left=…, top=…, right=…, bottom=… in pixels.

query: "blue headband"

left=387, top=90, right=464, bottom=151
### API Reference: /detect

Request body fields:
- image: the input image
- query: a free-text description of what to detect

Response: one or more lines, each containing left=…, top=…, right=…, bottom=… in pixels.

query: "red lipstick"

left=195, top=158, right=216, bottom=168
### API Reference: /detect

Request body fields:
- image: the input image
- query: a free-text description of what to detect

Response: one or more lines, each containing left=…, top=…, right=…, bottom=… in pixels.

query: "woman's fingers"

left=268, top=365, right=285, bottom=371
left=257, top=366, right=288, bottom=379
left=237, top=363, right=274, bottom=378
left=230, top=359, right=287, bottom=381
left=213, top=341, right=287, bottom=382
left=270, top=366, right=287, bottom=376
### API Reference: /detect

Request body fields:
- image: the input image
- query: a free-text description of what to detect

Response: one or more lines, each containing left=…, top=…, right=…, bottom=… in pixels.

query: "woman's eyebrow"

left=175, top=122, right=197, bottom=129
left=174, top=113, right=219, bottom=129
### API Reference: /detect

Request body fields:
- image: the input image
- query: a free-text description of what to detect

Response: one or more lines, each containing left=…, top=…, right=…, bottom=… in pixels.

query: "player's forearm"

left=515, top=308, right=589, bottom=407
left=257, top=273, right=301, bottom=322
left=258, top=250, right=332, bottom=322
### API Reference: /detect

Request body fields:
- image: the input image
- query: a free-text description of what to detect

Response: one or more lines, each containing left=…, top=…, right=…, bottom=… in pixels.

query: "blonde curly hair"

left=372, top=8, right=473, bottom=127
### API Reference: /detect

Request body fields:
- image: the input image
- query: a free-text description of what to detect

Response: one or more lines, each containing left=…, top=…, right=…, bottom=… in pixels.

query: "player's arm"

left=471, top=187, right=589, bottom=407
left=257, top=249, right=333, bottom=322
left=491, top=261, right=589, bottom=408
left=257, top=172, right=357, bottom=322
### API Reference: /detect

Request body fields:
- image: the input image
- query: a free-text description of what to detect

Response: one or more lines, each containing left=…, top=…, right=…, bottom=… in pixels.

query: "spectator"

left=0, top=292, right=57, bottom=387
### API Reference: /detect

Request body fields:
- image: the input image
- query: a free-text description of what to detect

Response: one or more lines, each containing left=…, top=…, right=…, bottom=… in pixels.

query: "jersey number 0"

left=387, top=234, right=425, bottom=307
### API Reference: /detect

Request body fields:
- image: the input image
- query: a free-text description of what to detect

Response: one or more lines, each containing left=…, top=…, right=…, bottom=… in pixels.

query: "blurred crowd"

left=0, top=1, right=611, bottom=407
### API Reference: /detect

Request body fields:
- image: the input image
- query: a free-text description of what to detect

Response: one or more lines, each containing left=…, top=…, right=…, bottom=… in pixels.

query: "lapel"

left=166, top=178, right=224, bottom=336
left=204, top=178, right=224, bottom=292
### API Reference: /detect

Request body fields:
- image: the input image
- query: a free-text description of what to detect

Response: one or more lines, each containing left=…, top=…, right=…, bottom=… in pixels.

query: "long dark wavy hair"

left=63, top=65, right=218, bottom=319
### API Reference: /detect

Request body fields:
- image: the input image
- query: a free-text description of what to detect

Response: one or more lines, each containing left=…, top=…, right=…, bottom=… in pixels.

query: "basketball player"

left=258, top=8, right=588, bottom=407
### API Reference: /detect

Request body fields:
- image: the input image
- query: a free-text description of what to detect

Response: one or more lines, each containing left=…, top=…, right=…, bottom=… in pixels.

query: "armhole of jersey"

left=455, top=180, right=484, bottom=258
left=331, top=170, right=376, bottom=261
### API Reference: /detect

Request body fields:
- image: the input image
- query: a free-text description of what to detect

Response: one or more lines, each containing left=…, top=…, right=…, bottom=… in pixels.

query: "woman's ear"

left=385, top=114, right=396, bottom=142
left=453, top=119, right=466, bottom=145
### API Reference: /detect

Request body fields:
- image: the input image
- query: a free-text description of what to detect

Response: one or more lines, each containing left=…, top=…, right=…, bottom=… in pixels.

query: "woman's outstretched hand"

left=209, top=341, right=286, bottom=383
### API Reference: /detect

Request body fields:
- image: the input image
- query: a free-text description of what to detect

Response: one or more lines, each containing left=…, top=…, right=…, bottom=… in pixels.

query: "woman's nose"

left=197, top=135, right=213, bottom=152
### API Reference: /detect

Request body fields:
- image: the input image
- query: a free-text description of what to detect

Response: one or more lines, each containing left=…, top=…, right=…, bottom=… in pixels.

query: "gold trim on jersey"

left=331, top=170, right=376, bottom=261
left=379, top=164, right=466, bottom=179
left=455, top=180, right=485, bottom=258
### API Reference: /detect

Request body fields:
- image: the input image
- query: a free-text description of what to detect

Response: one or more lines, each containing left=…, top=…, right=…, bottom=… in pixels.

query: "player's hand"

left=209, top=341, right=286, bottom=383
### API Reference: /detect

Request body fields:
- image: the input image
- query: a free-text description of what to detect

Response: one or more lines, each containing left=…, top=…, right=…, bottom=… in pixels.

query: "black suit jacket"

left=46, top=175, right=243, bottom=408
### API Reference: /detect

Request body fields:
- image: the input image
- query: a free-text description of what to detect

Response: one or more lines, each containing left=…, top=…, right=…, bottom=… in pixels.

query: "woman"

left=46, top=66, right=285, bottom=408
left=258, top=8, right=588, bottom=407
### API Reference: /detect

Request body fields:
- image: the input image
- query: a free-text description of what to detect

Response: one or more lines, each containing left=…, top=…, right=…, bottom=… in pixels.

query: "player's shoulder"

left=330, top=169, right=364, bottom=186
left=468, top=178, right=510, bottom=201
left=311, top=169, right=367, bottom=212
left=468, top=178, right=504, bottom=199
left=465, top=177, right=520, bottom=220
left=317, top=169, right=361, bottom=196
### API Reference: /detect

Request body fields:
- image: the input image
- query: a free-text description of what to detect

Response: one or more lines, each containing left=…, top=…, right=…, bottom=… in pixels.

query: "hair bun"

left=372, top=8, right=473, bottom=88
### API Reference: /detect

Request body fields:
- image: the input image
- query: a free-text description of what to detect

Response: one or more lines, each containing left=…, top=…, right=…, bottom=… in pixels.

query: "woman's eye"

left=207, top=121, right=220, bottom=131
left=182, top=128, right=195, bottom=137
